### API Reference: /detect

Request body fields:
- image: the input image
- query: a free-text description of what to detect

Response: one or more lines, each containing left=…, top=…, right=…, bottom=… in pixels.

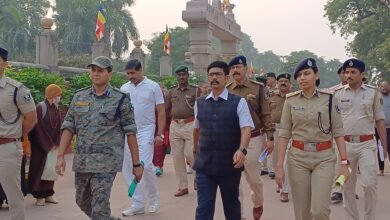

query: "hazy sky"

left=130, top=0, right=350, bottom=61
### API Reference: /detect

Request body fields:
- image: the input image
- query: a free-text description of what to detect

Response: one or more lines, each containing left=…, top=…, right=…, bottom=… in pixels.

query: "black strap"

left=328, top=94, right=332, bottom=127
left=114, top=94, right=126, bottom=121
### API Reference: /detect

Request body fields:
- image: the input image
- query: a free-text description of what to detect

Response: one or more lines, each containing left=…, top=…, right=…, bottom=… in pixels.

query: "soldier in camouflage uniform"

left=55, top=56, right=143, bottom=220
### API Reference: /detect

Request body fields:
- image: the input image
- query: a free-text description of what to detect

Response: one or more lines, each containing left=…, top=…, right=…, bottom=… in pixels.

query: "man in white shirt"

left=120, top=60, right=166, bottom=216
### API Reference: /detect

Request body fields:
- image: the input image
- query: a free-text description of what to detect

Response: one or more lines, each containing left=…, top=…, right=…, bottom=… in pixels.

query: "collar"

left=299, top=88, right=320, bottom=98
left=206, top=88, right=229, bottom=101
left=0, top=75, right=5, bottom=88
left=231, top=79, right=251, bottom=89
left=90, top=85, right=112, bottom=97
left=176, top=84, right=190, bottom=91
left=345, top=82, right=366, bottom=90
left=133, top=76, right=147, bottom=87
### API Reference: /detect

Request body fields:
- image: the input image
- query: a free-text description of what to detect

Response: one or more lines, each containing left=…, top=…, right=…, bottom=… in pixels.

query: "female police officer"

left=275, top=58, right=350, bottom=220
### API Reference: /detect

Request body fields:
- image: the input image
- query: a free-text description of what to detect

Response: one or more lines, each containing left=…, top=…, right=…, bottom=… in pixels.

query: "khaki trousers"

left=0, top=141, right=25, bottom=220
left=331, top=142, right=341, bottom=194
left=239, top=135, right=264, bottom=215
left=288, top=147, right=336, bottom=220
left=343, top=140, right=377, bottom=220
left=170, top=120, right=194, bottom=189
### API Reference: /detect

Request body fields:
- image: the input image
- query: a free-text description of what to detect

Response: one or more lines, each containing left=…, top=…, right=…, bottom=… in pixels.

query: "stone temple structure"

left=182, top=0, right=243, bottom=75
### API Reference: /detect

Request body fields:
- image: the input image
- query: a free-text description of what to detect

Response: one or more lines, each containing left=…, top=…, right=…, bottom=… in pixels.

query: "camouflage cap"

left=87, top=56, right=112, bottom=69
left=175, top=65, right=189, bottom=74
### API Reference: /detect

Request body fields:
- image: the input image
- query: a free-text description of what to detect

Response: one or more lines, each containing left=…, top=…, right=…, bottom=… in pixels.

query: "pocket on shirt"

left=98, top=107, right=118, bottom=125
left=363, top=100, right=374, bottom=121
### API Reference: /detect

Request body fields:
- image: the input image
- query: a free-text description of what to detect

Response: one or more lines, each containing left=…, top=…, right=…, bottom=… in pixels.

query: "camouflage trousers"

left=75, top=172, right=117, bottom=220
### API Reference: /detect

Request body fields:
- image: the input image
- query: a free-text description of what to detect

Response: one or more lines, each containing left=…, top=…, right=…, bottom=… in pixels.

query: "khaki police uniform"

left=166, top=84, right=199, bottom=190
left=268, top=91, right=290, bottom=193
left=0, top=76, right=36, bottom=220
left=279, top=89, right=344, bottom=220
left=335, top=84, right=384, bottom=220
left=227, top=79, right=274, bottom=209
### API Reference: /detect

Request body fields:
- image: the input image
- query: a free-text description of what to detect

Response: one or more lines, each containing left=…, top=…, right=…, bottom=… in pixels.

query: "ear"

left=316, top=72, right=320, bottom=80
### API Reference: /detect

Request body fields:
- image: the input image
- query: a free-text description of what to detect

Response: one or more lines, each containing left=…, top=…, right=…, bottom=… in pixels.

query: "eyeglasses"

left=207, top=72, right=225, bottom=77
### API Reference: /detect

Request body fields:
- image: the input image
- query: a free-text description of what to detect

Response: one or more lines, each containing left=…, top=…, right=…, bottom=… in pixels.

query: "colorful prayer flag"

left=163, top=25, right=171, bottom=56
left=95, top=2, right=106, bottom=42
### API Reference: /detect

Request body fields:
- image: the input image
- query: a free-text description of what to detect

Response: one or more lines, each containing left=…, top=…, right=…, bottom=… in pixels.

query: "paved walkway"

left=1, top=154, right=389, bottom=219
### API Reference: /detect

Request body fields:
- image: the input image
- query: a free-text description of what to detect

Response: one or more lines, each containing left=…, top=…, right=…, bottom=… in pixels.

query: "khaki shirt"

left=268, top=92, right=286, bottom=123
left=279, top=89, right=344, bottom=142
left=0, top=76, right=36, bottom=138
left=266, top=86, right=279, bottom=98
left=166, top=84, right=199, bottom=119
left=227, top=79, right=274, bottom=138
left=334, top=83, right=385, bottom=135
left=61, top=85, right=137, bottom=173
left=325, top=83, right=344, bottom=93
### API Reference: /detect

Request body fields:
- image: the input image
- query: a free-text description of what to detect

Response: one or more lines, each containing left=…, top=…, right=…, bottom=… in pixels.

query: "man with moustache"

left=268, top=73, right=291, bottom=203
left=328, top=67, right=347, bottom=93
left=193, top=60, right=253, bottom=220
left=120, top=59, right=166, bottom=216
left=165, top=65, right=199, bottom=196
left=226, top=55, right=274, bottom=220
left=335, top=58, right=387, bottom=220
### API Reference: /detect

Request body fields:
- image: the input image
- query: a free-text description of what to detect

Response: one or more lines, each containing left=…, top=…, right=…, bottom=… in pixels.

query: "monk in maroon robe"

left=28, top=84, right=62, bottom=206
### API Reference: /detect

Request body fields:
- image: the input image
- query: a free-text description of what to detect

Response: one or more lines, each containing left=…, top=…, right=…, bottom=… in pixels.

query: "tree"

left=145, top=27, right=189, bottom=74
left=254, top=50, right=282, bottom=74
left=0, top=0, right=50, bottom=61
left=54, top=0, right=138, bottom=58
left=324, top=0, right=390, bottom=80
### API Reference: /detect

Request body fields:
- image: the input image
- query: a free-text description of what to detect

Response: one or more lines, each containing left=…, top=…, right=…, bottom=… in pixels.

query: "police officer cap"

left=228, top=55, right=247, bottom=67
left=342, top=58, right=365, bottom=72
left=175, top=65, right=189, bottom=74
left=337, top=66, right=343, bottom=74
left=0, top=47, right=8, bottom=61
left=276, top=73, right=291, bottom=81
left=87, top=56, right=112, bottom=69
left=266, top=72, right=276, bottom=78
left=293, top=58, right=318, bottom=80
left=255, top=76, right=267, bottom=84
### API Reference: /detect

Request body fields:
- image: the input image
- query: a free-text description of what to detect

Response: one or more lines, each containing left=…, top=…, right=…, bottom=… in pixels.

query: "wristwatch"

left=133, top=163, right=142, bottom=168
left=239, top=147, right=247, bottom=155
left=340, top=159, right=349, bottom=165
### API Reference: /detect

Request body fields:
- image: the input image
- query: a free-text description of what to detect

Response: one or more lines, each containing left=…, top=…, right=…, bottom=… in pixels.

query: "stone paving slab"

left=1, top=154, right=389, bottom=219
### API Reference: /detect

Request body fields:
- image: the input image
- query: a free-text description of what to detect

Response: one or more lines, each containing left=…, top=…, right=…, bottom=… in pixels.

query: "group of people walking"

left=0, top=43, right=388, bottom=220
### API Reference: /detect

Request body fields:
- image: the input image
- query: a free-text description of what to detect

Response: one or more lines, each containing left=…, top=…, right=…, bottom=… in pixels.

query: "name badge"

left=75, top=101, right=90, bottom=107
left=292, top=106, right=304, bottom=111
left=340, top=99, right=350, bottom=103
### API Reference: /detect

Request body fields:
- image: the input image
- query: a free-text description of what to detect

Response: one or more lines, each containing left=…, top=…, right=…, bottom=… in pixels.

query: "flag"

left=163, top=25, right=171, bottom=56
left=249, top=62, right=255, bottom=77
left=95, top=2, right=106, bottom=42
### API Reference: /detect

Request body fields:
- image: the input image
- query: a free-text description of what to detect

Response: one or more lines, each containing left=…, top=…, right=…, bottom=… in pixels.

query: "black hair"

left=125, top=59, right=142, bottom=71
left=207, top=61, right=229, bottom=75
left=107, top=66, right=113, bottom=73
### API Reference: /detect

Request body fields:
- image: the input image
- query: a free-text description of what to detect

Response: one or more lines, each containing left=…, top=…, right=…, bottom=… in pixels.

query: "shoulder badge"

left=249, top=79, right=262, bottom=86
left=286, top=90, right=301, bottom=98
left=190, top=84, right=198, bottom=88
left=318, top=89, right=333, bottom=95
left=168, top=84, right=178, bottom=90
left=226, top=81, right=234, bottom=88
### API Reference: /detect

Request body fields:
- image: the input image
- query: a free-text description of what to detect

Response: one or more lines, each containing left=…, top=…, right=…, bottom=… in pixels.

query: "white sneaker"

left=148, top=203, right=160, bottom=213
left=122, top=206, right=144, bottom=216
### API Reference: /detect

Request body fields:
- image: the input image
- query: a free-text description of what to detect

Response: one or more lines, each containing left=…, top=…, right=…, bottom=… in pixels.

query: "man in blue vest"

left=193, top=61, right=254, bottom=220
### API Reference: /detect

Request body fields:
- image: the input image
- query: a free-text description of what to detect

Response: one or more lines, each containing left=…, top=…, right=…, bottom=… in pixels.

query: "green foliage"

left=4, top=67, right=127, bottom=107
left=4, top=67, right=73, bottom=105
left=0, top=0, right=50, bottom=60
left=324, top=0, right=390, bottom=80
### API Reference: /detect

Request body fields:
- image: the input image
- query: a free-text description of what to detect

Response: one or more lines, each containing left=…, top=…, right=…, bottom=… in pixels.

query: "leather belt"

left=344, top=135, right=374, bottom=143
left=0, top=138, right=18, bottom=145
left=172, top=116, right=195, bottom=124
left=292, top=140, right=332, bottom=152
left=251, top=130, right=261, bottom=138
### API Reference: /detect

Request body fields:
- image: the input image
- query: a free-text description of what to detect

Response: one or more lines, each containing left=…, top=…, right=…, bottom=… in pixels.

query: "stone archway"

left=182, top=0, right=243, bottom=75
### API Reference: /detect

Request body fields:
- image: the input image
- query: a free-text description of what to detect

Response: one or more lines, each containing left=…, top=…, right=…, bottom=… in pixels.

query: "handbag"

left=41, top=149, right=58, bottom=181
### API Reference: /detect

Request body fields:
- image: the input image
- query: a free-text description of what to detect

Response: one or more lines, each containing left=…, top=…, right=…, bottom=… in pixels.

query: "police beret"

left=337, top=66, right=343, bottom=74
left=342, top=58, right=365, bottom=72
left=0, top=47, right=8, bottom=61
left=256, top=76, right=267, bottom=84
left=293, top=58, right=318, bottom=80
left=174, top=65, right=189, bottom=74
left=276, top=73, right=291, bottom=81
left=207, top=61, right=229, bottom=75
left=228, top=55, right=246, bottom=67
left=266, top=72, right=276, bottom=78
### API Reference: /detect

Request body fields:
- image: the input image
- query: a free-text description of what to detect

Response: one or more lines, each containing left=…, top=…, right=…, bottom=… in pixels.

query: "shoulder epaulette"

left=190, top=84, right=198, bottom=88
left=365, top=84, right=377, bottom=89
left=75, top=87, right=91, bottom=93
left=112, top=87, right=126, bottom=95
left=226, top=81, right=234, bottom=88
left=249, top=79, right=263, bottom=86
left=318, top=89, right=333, bottom=95
left=333, top=85, right=345, bottom=92
left=286, top=90, right=301, bottom=98
left=5, top=77, right=23, bottom=88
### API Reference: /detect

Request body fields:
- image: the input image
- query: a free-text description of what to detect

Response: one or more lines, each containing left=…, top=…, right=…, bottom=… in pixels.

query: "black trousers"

left=376, top=128, right=390, bottom=171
